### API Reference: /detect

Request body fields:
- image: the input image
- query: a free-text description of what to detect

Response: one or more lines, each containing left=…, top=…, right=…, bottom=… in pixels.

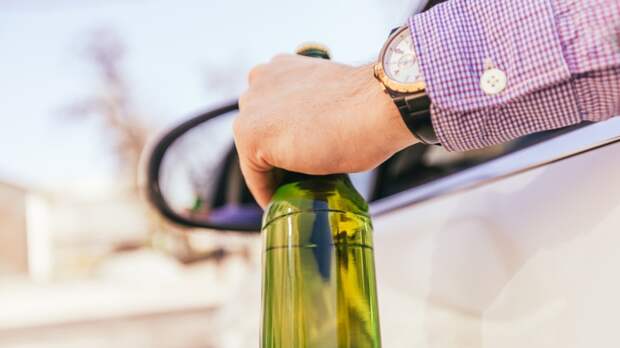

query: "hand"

left=233, top=54, right=418, bottom=208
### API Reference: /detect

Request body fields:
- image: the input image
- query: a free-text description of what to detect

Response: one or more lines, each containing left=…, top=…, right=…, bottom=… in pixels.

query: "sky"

left=0, top=0, right=424, bottom=192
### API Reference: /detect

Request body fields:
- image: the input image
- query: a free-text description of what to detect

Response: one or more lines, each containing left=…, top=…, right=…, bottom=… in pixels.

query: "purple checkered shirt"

left=408, top=0, right=620, bottom=151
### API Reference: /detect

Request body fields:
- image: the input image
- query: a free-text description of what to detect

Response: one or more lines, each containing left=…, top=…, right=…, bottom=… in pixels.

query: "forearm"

left=410, top=0, right=620, bottom=151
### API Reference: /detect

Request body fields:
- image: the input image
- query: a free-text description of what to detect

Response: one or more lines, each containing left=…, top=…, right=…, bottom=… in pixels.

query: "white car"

left=371, top=118, right=620, bottom=347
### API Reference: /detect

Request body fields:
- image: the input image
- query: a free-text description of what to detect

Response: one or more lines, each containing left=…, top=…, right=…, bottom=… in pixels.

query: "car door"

left=371, top=117, right=620, bottom=347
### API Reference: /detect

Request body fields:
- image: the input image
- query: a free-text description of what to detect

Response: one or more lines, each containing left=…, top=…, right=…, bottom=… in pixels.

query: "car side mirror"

left=143, top=101, right=266, bottom=232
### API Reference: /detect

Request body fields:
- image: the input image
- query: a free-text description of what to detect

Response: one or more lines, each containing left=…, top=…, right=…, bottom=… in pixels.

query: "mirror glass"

left=158, top=109, right=264, bottom=229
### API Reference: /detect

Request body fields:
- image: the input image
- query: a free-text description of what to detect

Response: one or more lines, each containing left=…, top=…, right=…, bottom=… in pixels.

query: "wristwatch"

left=373, top=25, right=439, bottom=145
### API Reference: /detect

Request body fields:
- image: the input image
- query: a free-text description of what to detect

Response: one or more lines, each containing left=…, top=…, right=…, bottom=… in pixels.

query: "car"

left=144, top=98, right=620, bottom=347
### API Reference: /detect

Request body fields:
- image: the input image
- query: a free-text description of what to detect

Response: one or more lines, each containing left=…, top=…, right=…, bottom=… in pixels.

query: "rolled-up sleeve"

left=409, top=0, right=620, bottom=151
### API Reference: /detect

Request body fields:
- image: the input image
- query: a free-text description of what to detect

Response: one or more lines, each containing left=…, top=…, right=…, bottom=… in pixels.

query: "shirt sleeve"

left=408, top=0, right=620, bottom=151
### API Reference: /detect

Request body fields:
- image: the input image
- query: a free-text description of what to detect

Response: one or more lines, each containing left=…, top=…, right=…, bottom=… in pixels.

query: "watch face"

left=382, top=27, right=422, bottom=84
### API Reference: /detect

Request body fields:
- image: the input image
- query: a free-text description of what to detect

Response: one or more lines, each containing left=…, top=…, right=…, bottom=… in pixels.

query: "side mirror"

left=144, top=101, right=265, bottom=232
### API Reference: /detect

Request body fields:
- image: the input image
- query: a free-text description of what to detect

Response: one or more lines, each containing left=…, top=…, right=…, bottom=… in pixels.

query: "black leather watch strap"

left=391, top=92, right=440, bottom=145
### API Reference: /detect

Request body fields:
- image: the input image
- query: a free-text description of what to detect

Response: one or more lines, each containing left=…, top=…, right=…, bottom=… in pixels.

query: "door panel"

left=373, top=139, right=620, bottom=347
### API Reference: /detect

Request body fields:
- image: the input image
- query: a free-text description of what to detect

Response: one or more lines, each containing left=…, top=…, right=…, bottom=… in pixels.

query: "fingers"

left=237, top=53, right=311, bottom=208
left=237, top=155, right=276, bottom=209
left=233, top=107, right=276, bottom=209
left=247, top=63, right=266, bottom=86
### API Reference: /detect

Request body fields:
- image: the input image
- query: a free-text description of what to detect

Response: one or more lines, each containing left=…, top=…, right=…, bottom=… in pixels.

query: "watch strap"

left=391, top=92, right=440, bottom=145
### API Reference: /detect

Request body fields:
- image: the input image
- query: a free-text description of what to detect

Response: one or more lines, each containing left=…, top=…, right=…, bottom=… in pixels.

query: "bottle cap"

left=295, top=42, right=331, bottom=59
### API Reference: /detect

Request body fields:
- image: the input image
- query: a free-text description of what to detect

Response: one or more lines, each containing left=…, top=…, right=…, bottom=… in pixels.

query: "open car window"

left=370, top=125, right=584, bottom=201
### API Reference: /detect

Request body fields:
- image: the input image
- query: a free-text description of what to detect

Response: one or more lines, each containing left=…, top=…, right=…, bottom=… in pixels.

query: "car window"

left=370, top=124, right=586, bottom=201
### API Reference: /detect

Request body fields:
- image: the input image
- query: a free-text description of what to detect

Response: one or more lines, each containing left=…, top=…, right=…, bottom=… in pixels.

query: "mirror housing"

left=143, top=100, right=264, bottom=232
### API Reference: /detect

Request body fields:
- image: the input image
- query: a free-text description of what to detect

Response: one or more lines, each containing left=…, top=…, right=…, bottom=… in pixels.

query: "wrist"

left=357, top=65, right=420, bottom=153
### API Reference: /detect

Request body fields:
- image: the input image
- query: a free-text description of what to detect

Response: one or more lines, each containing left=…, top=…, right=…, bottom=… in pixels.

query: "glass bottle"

left=260, top=173, right=381, bottom=348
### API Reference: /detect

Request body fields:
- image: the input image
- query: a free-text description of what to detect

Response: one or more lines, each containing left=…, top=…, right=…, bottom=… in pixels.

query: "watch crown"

left=295, top=42, right=331, bottom=59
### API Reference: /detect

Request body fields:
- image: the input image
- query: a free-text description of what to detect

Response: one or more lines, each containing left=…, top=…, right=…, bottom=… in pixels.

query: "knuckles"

left=234, top=94, right=258, bottom=145
left=247, top=53, right=299, bottom=86
left=238, top=91, right=251, bottom=110
left=232, top=114, right=242, bottom=138
left=247, top=64, right=266, bottom=85
left=270, top=53, right=291, bottom=62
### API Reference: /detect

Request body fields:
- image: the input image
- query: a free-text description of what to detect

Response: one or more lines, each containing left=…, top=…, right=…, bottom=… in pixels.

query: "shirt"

left=408, top=0, right=620, bottom=151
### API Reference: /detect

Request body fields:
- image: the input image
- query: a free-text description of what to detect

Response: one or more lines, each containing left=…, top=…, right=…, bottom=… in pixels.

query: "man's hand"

left=233, top=54, right=417, bottom=208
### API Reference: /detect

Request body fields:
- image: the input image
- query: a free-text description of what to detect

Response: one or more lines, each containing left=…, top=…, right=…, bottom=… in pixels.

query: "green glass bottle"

left=260, top=173, right=381, bottom=348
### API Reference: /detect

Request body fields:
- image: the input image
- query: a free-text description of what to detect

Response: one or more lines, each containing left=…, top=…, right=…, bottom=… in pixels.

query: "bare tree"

left=62, top=29, right=149, bottom=188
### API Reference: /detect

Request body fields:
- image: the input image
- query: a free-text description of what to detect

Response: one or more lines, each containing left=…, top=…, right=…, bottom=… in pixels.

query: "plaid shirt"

left=409, top=0, right=620, bottom=151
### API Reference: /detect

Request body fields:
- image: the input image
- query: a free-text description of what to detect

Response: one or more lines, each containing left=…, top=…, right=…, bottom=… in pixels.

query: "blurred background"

left=0, top=0, right=424, bottom=347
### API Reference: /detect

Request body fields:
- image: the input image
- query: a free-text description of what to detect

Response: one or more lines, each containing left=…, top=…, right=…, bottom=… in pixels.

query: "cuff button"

left=481, top=68, right=507, bottom=95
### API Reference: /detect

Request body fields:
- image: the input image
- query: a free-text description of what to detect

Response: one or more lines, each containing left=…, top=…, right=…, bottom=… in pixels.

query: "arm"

left=412, top=0, right=620, bottom=151
left=234, top=0, right=620, bottom=207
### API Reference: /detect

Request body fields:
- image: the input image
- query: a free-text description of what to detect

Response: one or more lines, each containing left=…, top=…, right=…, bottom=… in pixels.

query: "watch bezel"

left=374, top=25, right=426, bottom=94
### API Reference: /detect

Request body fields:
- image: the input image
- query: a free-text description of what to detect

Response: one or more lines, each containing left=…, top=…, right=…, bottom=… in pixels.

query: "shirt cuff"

left=408, top=0, right=580, bottom=151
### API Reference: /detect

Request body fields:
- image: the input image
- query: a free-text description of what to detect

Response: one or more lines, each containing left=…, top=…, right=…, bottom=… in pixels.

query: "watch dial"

left=382, top=27, right=422, bottom=84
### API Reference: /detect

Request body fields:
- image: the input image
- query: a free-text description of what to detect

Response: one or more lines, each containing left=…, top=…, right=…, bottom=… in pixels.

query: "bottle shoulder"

left=262, top=175, right=369, bottom=227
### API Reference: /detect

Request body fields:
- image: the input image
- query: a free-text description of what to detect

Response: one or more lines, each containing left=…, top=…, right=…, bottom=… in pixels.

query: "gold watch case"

left=374, top=25, right=426, bottom=94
